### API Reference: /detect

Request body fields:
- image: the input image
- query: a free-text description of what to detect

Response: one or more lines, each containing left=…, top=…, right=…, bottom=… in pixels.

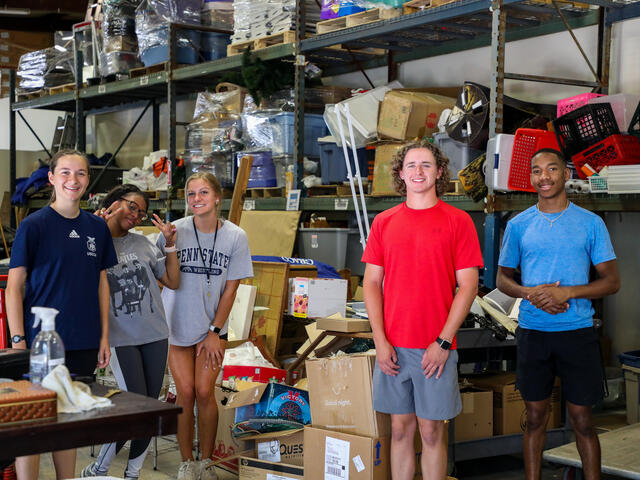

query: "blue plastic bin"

left=269, top=113, right=328, bottom=157
left=140, top=29, right=200, bottom=66
left=319, top=142, right=371, bottom=184
left=200, top=32, right=230, bottom=61
left=235, top=151, right=277, bottom=188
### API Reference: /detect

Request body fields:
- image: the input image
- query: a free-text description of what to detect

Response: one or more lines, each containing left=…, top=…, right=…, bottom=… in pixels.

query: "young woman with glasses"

left=81, top=184, right=180, bottom=480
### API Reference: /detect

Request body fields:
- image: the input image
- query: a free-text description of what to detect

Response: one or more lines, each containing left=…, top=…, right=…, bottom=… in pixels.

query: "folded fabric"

left=42, top=365, right=112, bottom=413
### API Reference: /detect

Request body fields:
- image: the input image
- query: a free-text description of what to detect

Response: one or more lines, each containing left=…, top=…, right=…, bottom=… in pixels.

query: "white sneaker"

left=199, top=459, right=218, bottom=480
left=80, top=462, right=98, bottom=477
left=177, top=460, right=198, bottom=480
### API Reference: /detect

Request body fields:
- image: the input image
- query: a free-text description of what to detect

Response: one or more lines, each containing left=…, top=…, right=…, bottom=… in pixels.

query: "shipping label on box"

left=306, top=354, right=390, bottom=437
left=454, top=386, right=493, bottom=442
left=239, top=457, right=304, bottom=480
left=304, top=426, right=390, bottom=480
left=289, top=277, right=347, bottom=319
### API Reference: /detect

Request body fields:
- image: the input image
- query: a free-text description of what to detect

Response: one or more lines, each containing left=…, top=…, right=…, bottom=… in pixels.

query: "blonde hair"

left=49, top=149, right=90, bottom=203
left=185, top=172, right=223, bottom=214
left=390, top=140, right=451, bottom=197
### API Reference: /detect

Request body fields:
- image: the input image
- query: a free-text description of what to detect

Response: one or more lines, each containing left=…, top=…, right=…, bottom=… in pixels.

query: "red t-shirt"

left=362, top=201, right=483, bottom=349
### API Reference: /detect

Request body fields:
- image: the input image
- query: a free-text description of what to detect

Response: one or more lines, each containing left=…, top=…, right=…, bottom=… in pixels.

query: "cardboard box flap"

left=242, top=427, right=304, bottom=441
left=226, top=383, right=269, bottom=408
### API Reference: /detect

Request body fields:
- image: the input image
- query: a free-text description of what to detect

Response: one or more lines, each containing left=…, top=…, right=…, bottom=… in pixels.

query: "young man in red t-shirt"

left=362, top=140, right=483, bottom=480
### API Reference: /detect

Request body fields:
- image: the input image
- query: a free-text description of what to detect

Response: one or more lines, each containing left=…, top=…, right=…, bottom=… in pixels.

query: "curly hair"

left=390, top=140, right=451, bottom=197
left=101, top=184, right=149, bottom=211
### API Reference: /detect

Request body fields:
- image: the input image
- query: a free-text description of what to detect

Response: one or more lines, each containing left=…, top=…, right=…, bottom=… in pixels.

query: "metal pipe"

left=17, top=112, right=53, bottom=159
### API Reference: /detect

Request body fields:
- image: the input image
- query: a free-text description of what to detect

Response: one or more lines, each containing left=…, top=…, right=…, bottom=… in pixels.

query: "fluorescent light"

left=0, top=7, right=31, bottom=16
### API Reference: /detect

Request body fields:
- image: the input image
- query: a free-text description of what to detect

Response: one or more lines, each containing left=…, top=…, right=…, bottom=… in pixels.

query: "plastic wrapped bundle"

left=135, top=0, right=202, bottom=66
left=103, top=0, right=139, bottom=54
left=232, top=0, right=296, bottom=43
left=184, top=152, right=235, bottom=188
left=202, top=0, right=234, bottom=30
left=17, top=47, right=75, bottom=92
left=100, top=51, right=142, bottom=76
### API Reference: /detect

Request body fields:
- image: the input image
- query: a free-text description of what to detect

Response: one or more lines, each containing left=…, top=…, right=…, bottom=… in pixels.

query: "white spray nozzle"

left=32, top=306, right=60, bottom=331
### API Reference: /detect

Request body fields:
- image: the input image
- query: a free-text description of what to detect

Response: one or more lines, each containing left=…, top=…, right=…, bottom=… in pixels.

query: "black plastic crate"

left=630, top=99, right=640, bottom=141
left=552, top=103, right=620, bottom=159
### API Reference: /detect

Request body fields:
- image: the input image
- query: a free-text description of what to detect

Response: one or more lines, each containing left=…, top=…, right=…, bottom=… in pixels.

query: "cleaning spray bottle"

left=29, top=307, right=65, bottom=384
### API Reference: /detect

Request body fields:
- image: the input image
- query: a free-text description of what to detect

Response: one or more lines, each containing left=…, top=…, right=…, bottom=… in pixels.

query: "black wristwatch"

left=436, top=337, right=452, bottom=350
left=209, top=325, right=221, bottom=336
left=11, top=334, right=26, bottom=344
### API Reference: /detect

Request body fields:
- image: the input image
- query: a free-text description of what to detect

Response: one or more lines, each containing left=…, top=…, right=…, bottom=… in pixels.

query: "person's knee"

left=525, top=404, right=550, bottom=432
left=569, top=411, right=596, bottom=438
left=391, top=416, right=416, bottom=443
left=195, top=384, right=215, bottom=404
left=418, top=421, right=444, bottom=448
left=176, top=383, right=196, bottom=405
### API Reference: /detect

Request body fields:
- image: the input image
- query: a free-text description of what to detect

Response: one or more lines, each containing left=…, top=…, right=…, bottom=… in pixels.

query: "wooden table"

left=543, top=423, right=640, bottom=479
left=0, top=385, right=182, bottom=461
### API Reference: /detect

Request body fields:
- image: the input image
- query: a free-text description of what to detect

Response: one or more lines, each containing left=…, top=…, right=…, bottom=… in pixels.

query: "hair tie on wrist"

left=165, top=245, right=177, bottom=253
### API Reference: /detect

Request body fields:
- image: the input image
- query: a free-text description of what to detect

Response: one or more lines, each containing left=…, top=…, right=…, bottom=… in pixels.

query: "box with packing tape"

left=306, top=354, right=390, bottom=438
left=471, top=373, right=561, bottom=436
left=248, top=428, right=304, bottom=466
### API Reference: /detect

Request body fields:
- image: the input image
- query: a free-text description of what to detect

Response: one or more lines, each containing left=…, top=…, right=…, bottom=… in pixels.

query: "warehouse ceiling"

left=0, top=1, right=86, bottom=31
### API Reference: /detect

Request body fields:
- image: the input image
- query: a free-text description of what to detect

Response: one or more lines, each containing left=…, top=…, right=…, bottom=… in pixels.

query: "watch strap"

left=436, top=337, right=451, bottom=350
left=12, top=334, right=26, bottom=344
left=209, top=325, right=221, bottom=335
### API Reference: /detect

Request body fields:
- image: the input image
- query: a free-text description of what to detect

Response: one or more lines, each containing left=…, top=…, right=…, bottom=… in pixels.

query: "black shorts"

left=516, top=327, right=604, bottom=406
left=66, top=348, right=99, bottom=380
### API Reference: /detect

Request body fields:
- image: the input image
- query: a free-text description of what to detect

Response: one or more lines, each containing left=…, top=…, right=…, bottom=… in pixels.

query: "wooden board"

left=306, top=183, right=365, bottom=197
left=316, top=7, right=402, bottom=34
left=247, top=187, right=284, bottom=198
left=403, top=0, right=457, bottom=13
left=241, top=261, right=290, bottom=357
left=227, top=31, right=296, bottom=56
left=228, top=154, right=253, bottom=226
left=128, top=62, right=188, bottom=79
left=48, top=83, right=76, bottom=95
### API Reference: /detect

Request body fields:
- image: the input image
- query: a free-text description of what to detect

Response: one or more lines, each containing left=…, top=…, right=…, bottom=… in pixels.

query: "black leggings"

left=94, top=339, right=168, bottom=478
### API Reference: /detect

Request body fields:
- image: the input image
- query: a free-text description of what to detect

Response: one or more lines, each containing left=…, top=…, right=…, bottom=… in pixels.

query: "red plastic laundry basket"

left=508, top=129, right=560, bottom=192
left=572, top=134, right=640, bottom=179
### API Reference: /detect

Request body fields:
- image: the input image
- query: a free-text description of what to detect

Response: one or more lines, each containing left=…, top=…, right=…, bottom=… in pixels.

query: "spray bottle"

left=29, top=307, right=65, bottom=384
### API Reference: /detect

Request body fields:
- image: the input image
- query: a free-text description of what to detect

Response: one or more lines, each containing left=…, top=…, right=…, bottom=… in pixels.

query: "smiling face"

left=115, top=193, right=148, bottom=231
left=48, top=154, right=89, bottom=203
left=399, top=147, right=442, bottom=196
left=186, top=178, right=221, bottom=217
left=531, top=151, right=570, bottom=200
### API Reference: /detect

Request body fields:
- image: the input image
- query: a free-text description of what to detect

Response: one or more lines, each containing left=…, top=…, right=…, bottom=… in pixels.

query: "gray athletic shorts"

left=373, top=347, right=462, bottom=420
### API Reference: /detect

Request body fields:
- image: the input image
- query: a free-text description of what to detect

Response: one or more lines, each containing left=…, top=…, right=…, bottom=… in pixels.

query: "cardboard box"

left=0, top=30, right=53, bottom=48
left=371, top=143, right=404, bottom=196
left=471, top=373, right=561, bottom=435
left=455, top=386, right=493, bottom=442
left=304, top=426, right=390, bottom=480
left=227, top=383, right=311, bottom=435
left=289, top=277, right=348, bottom=319
left=211, top=387, right=254, bottom=473
left=377, top=90, right=455, bottom=140
left=251, top=429, right=304, bottom=466
left=316, top=313, right=371, bottom=333
left=306, top=354, right=390, bottom=437
left=239, top=457, right=304, bottom=480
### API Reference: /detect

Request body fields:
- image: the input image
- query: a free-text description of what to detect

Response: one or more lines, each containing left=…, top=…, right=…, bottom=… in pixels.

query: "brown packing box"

left=377, top=90, right=455, bottom=141
left=304, top=426, right=390, bottom=480
left=212, top=386, right=254, bottom=473
left=249, top=429, right=304, bottom=466
left=471, top=373, right=561, bottom=435
left=306, top=354, right=390, bottom=437
left=455, top=386, right=493, bottom=442
left=0, top=380, right=57, bottom=425
left=239, top=457, right=303, bottom=480
left=371, top=142, right=404, bottom=197
left=316, top=313, right=371, bottom=333
left=0, top=30, right=53, bottom=48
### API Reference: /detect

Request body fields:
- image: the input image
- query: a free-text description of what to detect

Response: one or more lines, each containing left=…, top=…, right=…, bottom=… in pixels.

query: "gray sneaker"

left=177, top=460, right=198, bottom=480
left=80, top=463, right=98, bottom=477
left=199, top=459, right=218, bottom=480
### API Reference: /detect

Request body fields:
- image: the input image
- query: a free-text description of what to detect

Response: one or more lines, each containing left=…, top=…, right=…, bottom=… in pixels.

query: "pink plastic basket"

left=557, top=93, right=605, bottom=117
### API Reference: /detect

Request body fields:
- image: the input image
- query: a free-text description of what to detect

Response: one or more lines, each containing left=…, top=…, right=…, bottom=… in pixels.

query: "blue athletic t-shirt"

left=10, top=206, right=118, bottom=350
left=498, top=202, right=616, bottom=332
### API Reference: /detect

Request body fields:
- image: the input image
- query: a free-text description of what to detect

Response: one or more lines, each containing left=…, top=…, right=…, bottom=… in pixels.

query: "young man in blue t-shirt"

left=497, top=149, right=620, bottom=480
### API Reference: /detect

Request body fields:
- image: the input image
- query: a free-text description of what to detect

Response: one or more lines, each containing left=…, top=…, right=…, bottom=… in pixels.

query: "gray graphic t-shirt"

left=108, top=232, right=169, bottom=347
left=157, top=217, right=253, bottom=346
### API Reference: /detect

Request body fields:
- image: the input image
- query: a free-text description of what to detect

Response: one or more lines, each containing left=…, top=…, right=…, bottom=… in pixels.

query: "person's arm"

left=421, top=267, right=478, bottom=379
left=152, top=214, right=180, bottom=289
left=363, top=263, right=399, bottom=376
left=6, top=267, right=27, bottom=350
left=196, top=279, right=241, bottom=368
left=527, top=259, right=620, bottom=310
left=497, top=266, right=568, bottom=314
left=97, top=270, right=111, bottom=368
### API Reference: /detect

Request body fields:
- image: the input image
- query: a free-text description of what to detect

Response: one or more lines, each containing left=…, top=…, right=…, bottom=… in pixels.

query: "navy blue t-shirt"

left=10, top=206, right=118, bottom=350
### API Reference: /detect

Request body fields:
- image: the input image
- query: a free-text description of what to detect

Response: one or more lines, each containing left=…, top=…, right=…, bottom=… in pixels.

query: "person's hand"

left=196, top=332, right=224, bottom=370
left=422, top=342, right=449, bottom=379
left=374, top=337, right=399, bottom=376
left=151, top=214, right=177, bottom=246
left=527, top=281, right=570, bottom=314
left=94, top=204, right=123, bottom=222
left=97, top=337, right=111, bottom=368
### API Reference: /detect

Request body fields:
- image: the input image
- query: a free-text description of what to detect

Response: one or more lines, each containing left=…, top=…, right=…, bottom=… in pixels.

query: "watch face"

left=12, top=335, right=25, bottom=343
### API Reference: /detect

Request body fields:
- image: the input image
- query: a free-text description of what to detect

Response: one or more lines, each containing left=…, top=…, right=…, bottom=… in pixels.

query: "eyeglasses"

left=119, top=198, right=148, bottom=221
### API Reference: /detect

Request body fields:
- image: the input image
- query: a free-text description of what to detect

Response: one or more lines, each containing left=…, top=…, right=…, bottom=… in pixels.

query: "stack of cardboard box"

left=0, top=30, right=53, bottom=97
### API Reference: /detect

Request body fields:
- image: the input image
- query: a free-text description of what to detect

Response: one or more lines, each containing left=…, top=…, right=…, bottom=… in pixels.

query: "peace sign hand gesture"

left=151, top=213, right=177, bottom=246
left=94, top=204, right=123, bottom=222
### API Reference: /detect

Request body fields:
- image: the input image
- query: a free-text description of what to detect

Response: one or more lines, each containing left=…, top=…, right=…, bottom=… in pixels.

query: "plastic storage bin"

left=235, top=151, right=277, bottom=188
left=508, top=129, right=560, bottom=192
left=298, top=228, right=349, bottom=270
left=484, top=134, right=515, bottom=192
left=557, top=92, right=604, bottom=117
left=619, top=350, right=640, bottom=424
left=433, top=132, right=483, bottom=179
left=571, top=134, right=640, bottom=179
left=587, top=93, right=640, bottom=133
left=553, top=103, right=620, bottom=159
left=318, top=142, right=371, bottom=184
left=200, top=32, right=230, bottom=61
left=140, top=29, right=200, bottom=66
left=268, top=112, right=328, bottom=157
